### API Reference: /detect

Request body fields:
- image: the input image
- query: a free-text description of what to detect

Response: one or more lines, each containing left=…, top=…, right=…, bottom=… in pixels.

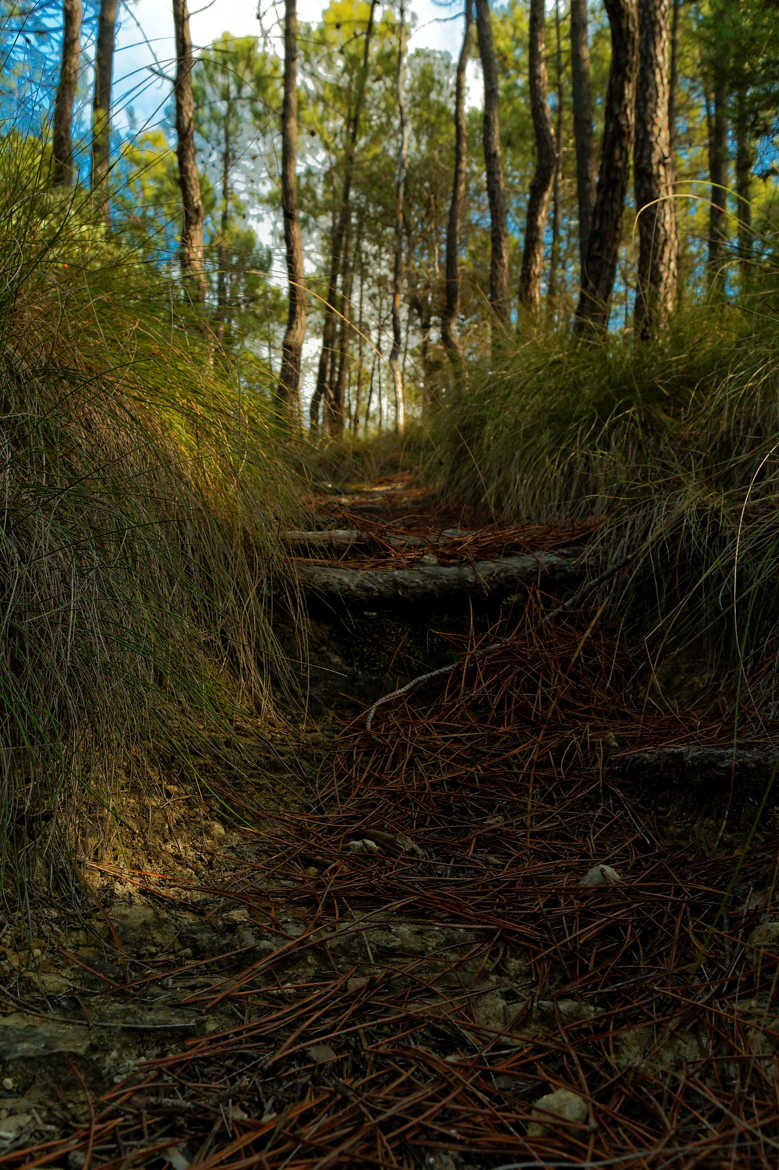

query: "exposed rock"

left=527, top=1087, right=588, bottom=1137
left=535, top=998, right=596, bottom=1024
left=749, top=922, right=779, bottom=952
left=616, top=1022, right=706, bottom=1075
left=471, top=989, right=508, bottom=1032
left=579, top=864, right=621, bottom=887
left=347, top=838, right=381, bottom=855
left=0, top=1013, right=90, bottom=1060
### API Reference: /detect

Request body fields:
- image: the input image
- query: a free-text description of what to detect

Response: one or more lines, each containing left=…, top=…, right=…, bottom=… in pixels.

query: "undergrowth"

left=302, top=423, right=430, bottom=490
left=0, top=136, right=303, bottom=897
left=430, top=295, right=778, bottom=720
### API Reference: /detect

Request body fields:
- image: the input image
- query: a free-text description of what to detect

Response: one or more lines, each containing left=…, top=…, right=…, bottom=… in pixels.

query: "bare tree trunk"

left=547, top=0, right=564, bottom=316
left=573, top=0, right=639, bottom=337
left=52, top=0, right=82, bottom=188
left=172, top=0, right=206, bottom=304
left=277, top=0, right=306, bottom=424
left=475, top=0, right=510, bottom=342
left=442, top=0, right=473, bottom=393
left=734, top=91, right=755, bottom=287
left=706, top=69, right=728, bottom=288
left=411, top=292, right=434, bottom=416
left=90, top=0, right=118, bottom=221
left=570, top=0, right=596, bottom=282
left=518, top=0, right=558, bottom=316
left=351, top=260, right=366, bottom=434
left=667, top=0, right=681, bottom=301
left=311, top=0, right=378, bottom=436
left=634, top=0, right=677, bottom=339
left=668, top=0, right=679, bottom=155
left=389, top=0, right=408, bottom=435
left=333, top=213, right=358, bottom=431
left=215, top=94, right=232, bottom=342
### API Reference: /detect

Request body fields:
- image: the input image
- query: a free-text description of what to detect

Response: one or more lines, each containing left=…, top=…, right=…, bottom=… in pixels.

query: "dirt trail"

left=2, top=477, right=777, bottom=1170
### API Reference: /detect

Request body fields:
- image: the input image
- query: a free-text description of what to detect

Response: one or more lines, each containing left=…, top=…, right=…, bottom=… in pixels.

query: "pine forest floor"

left=1, top=475, right=778, bottom=1170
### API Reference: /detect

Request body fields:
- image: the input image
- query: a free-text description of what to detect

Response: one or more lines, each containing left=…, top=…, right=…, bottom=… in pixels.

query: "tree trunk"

left=475, top=0, right=510, bottom=341
left=333, top=213, right=357, bottom=433
left=634, top=0, right=677, bottom=339
left=518, top=0, right=558, bottom=317
left=277, top=0, right=306, bottom=424
left=668, top=0, right=679, bottom=156
left=311, top=0, right=378, bottom=436
left=411, top=292, right=434, bottom=416
left=297, top=551, right=579, bottom=608
left=215, top=93, right=232, bottom=342
left=547, top=0, right=564, bottom=316
left=52, top=0, right=82, bottom=188
left=570, top=0, right=596, bottom=283
left=351, top=261, right=366, bottom=434
left=172, top=0, right=206, bottom=305
left=90, top=0, right=118, bottom=220
left=442, top=0, right=473, bottom=394
left=706, top=68, right=728, bottom=288
left=734, top=91, right=755, bottom=287
left=573, top=0, right=639, bottom=337
left=389, top=0, right=408, bottom=436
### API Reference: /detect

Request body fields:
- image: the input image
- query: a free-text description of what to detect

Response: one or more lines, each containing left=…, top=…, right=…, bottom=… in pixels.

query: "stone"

left=0, top=1013, right=90, bottom=1060
left=748, top=922, right=779, bottom=952
left=528, top=1087, right=588, bottom=1137
left=472, top=990, right=508, bottom=1032
left=347, top=838, right=380, bottom=854
left=579, top=864, right=621, bottom=887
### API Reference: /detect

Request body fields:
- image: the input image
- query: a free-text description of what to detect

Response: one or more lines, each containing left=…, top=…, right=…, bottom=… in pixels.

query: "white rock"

left=347, top=838, right=380, bottom=854
left=579, top=864, right=621, bottom=887
left=528, top=1088, right=588, bottom=1137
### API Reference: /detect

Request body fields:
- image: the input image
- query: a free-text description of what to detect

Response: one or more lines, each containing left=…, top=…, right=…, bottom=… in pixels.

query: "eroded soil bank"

left=1, top=479, right=777, bottom=1170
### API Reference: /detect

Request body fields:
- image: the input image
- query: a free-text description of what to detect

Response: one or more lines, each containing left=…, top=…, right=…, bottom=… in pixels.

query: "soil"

left=1, top=477, right=777, bottom=1170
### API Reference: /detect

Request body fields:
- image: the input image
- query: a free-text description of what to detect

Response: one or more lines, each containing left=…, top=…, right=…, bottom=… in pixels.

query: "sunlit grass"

left=430, top=294, right=778, bottom=718
left=0, top=134, right=304, bottom=897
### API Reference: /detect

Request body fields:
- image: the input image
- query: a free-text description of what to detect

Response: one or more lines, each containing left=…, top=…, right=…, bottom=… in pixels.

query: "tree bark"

left=310, top=0, right=378, bottom=436
left=277, top=0, right=306, bottom=424
left=90, top=0, right=118, bottom=220
left=215, top=91, right=232, bottom=341
left=475, top=0, right=510, bottom=341
left=297, top=551, right=579, bottom=608
left=573, top=0, right=639, bottom=337
left=389, top=0, right=408, bottom=436
left=519, top=0, right=558, bottom=317
left=570, top=0, right=596, bottom=284
left=52, top=0, right=82, bottom=188
left=442, top=0, right=473, bottom=394
left=172, top=0, right=206, bottom=304
left=547, top=0, right=564, bottom=315
left=706, top=68, right=728, bottom=288
left=734, top=90, right=755, bottom=287
left=634, top=0, right=677, bottom=339
left=333, top=212, right=357, bottom=431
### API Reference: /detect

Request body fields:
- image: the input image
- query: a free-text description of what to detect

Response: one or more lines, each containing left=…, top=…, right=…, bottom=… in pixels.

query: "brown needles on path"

left=7, top=596, right=777, bottom=1170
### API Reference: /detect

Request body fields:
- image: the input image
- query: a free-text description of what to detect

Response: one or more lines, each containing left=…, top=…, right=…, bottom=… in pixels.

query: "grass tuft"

left=0, top=135, right=303, bottom=896
left=430, top=296, right=778, bottom=718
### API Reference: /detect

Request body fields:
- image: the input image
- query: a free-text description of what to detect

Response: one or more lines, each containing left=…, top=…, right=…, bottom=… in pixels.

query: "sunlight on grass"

left=0, top=134, right=304, bottom=897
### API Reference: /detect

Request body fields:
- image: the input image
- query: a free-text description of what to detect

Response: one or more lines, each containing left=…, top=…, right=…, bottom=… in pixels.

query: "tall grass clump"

left=430, top=294, right=778, bottom=717
left=0, top=135, right=303, bottom=895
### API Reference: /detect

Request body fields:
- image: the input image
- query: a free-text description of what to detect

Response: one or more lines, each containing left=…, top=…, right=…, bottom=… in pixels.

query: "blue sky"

left=112, top=0, right=466, bottom=136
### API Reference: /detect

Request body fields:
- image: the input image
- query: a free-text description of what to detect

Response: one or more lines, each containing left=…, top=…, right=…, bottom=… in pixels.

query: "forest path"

left=1, top=474, right=777, bottom=1170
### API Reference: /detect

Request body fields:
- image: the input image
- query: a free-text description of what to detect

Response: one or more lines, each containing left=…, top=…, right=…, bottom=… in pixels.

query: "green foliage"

left=0, top=133, right=303, bottom=896
left=430, top=289, right=778, bottom=715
